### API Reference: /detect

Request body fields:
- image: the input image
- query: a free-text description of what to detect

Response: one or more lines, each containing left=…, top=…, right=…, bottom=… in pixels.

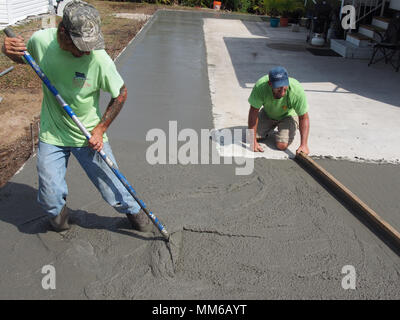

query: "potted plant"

left=264, top=0, right=280, bottom=27
left=278, top=0, right=304, bottom=27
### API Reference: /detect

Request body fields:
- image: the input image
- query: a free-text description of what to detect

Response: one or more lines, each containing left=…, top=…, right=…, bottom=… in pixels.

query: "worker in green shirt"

left=2, top=0, right=152, bottom=233
left=248, top=66, right=310, bottom=155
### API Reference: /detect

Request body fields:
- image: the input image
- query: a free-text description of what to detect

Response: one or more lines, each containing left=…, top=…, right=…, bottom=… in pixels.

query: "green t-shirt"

left=248, top=75, right=308, bottom=121
left=26, top=28, right=124, bottom=147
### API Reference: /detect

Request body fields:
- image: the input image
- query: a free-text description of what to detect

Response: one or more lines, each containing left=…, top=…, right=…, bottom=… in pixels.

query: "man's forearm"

left=97, top=85, right=127, bottom=132
left=298, top=113, right=310, bottom=146
left=248, top=106, right=259, bottom=142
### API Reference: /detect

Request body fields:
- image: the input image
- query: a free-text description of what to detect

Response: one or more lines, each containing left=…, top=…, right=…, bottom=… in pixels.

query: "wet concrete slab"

left=314, top=159, right=400, bottom=231
left=0, top=10, right=399, bottom=299
left=109, top=10, right=213, bottom=141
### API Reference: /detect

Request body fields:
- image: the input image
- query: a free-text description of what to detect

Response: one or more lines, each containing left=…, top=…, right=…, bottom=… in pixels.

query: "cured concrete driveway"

left=0, top=10, right=399, bottom=299
left=205, top=17, right=400, bottom=163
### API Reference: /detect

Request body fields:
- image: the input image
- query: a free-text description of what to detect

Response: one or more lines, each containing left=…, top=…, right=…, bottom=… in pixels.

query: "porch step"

left=330, top=39, right=374, bottom=59
left=359, top=24, right=386, bottom=39
left=346, top=32, right=374, bottom=47
left=372, top=16, right=391, bottom=30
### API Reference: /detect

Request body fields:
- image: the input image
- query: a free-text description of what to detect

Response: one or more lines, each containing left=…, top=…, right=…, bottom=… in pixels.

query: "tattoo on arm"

left=99, top=85, right=127, bottom=129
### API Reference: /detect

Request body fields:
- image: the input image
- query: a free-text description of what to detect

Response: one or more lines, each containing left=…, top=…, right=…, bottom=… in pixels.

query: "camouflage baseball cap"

left=62, top=0, right=104, bottom=52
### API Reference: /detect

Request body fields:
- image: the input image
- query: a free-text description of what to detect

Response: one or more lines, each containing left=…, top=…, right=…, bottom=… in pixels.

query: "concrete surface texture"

left=0, top=10, right=399, bottom=299
left=204, top=17, right=400, bottom=163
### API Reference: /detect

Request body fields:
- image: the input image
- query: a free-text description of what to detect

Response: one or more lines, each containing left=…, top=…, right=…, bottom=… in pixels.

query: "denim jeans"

left=37, top=141, right=141, bottom=217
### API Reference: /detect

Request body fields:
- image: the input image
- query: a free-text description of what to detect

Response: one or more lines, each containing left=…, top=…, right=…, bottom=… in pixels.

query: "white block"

left=359, top=27, right=375, bottom=39
left=372, top=18, right=389, bottom=30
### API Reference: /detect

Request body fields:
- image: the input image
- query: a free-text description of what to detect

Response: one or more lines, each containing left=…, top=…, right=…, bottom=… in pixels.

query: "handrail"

left=355, top=0, right=384, bottom=24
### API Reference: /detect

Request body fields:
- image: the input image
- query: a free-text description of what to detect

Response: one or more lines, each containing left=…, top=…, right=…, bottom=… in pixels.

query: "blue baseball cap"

left=268, top=66, right=289, bottom=89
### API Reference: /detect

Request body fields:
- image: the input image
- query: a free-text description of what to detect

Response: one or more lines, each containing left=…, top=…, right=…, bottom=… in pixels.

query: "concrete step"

left=372, top=16, right=390, bottom=30
left=346, top=32, right=374, bottom=47
left=359, top=24, right=386, bottom=40
left=330, top=39, right=374, bottom=59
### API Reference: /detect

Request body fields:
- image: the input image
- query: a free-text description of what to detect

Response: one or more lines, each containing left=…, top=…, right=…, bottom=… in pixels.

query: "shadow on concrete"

left=241, top=20, right=269, bottom=37
left=0, top=182, right=161, bottom=242
left=223, top=36, right=400, bottom=107
left=174, top=10, right=268, bottom=23
left=241, top=20, right=308, bottom=40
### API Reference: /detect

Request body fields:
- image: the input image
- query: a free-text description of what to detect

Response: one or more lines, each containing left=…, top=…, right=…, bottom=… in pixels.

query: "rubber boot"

left=126, top=210, right=153, bottom=232
left=49, top=204, right=70, bottom=232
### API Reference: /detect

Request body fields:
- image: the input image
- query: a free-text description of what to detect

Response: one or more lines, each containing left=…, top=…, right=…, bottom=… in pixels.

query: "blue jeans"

left=37, top=141, right=141, bottom=217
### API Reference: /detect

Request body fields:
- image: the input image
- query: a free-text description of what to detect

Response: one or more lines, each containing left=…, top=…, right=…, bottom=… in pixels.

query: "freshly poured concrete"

left=0, top=10, right=399, bottom=299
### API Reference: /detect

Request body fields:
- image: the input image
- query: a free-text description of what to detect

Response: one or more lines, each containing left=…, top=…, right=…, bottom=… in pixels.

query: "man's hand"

left=2, top=36, right=26, bottom=63
left=253, top=140, right=264, bottom=152
left=89, top=125, right=106, bottom=152
left=296, top=144, right=309, bottom=155
left=89, top=84, right=127, bottom=151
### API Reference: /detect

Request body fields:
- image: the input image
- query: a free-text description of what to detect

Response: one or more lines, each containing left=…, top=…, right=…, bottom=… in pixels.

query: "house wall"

left=0, top=1, right=10, bottom=24
left=0, top=0, right=49, bottom=25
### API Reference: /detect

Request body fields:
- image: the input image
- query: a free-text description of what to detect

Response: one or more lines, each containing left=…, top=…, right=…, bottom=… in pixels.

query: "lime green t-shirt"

left=248, top=75, right=308, bottom=121
left=26, top=28, right=124, bottom=147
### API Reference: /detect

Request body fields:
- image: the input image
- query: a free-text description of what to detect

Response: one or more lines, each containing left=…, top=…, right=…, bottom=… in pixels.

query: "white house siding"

left=0, top=1, right=10, bottom=24
left=0, top=0, right=49, bottom=25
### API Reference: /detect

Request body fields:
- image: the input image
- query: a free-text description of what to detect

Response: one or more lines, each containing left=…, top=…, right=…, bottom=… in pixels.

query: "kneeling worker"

left=248, top=66, right=310, bottom=155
